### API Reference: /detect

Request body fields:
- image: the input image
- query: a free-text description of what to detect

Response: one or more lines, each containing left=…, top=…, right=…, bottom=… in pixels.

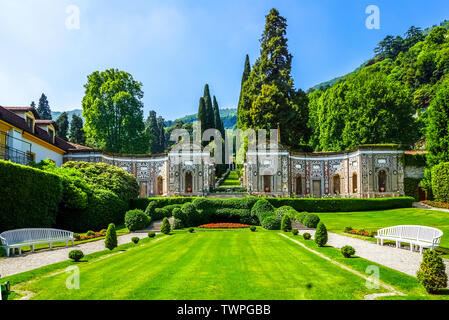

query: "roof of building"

left=35, top=119, right=59, bottom=131
left=0, top=105, right=91, bottom=152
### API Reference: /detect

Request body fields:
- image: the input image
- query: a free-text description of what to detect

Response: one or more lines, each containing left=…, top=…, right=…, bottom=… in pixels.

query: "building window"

left=26, top=116, right=34, bottom=132
left=296, top=176, right=302, bottom=195
left=352, top=173, right=358, bottom=193
left=48, top=128, right=54, bottom=142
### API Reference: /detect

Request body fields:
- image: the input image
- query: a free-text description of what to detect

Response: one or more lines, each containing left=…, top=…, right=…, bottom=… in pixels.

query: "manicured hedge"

left=266, top=197, right=414, bottom=212
left=251, top=199, right=280, bottom=230
left=404, top=178, right=422, bottom=200
left=0, top=160, right=63, bottom=232
left=144, top=197, right=195, bottom=219
left=431, top=162, right=449, bottom=203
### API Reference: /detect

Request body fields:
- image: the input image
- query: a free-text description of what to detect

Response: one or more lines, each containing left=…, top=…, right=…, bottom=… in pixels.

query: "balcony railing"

left=0, top=131, right=33, bottom=166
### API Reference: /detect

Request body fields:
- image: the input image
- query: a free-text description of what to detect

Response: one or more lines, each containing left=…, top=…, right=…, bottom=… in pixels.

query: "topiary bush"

left=105, top=223, right=117, bottom=250
left=125, top=209, right=150, bottom=232
left=292, top=228, right=299, bottom=236
left=303, top=214, right=320, bottom=228
left=261, top=216, right=281, bottom=230
left=160, top=217, right=171, bottom=234
left=131, top=237, right=140, bottom=244
left=148, top=231, right=156, bottom=238
left=431, top=162, right=449, bottom=203
left=173, top=218, right=184, bottom=230
left=303, top=233, right=311, bottom=240
left=189, top=228, right=195, bottom=233
left=281, top=215, right=292, bottom=232
left=315, top=222, right=328, bottom=247
left=68, top=250, right=84, bottom=262
left=275, top=206, right=293, bottom=219
left=341, top=246, right=356, bottom=258
left=250, top=226, right=257, bottom=232
left=417, top=250, right=448, bottom=294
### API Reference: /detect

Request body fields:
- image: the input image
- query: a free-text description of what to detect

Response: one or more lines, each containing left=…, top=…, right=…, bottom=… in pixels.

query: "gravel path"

left=0, top=231, right=153, bottom=278
left=298, top=230, right=449, bottom=281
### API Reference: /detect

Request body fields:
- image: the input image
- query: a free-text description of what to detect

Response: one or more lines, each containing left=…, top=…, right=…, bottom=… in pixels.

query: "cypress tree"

left=69, top=114, right=86, bottom=145
left=55, top=112, right=69, bottom=140
left=237, top=55, right=251, bottom=128
left=145, top=110, right=160, bottom=154
left=212, top=96, right=225, bottom=137
left=157, top=116, right=166, bottom=153
left=30, top=101, right=36, bottom=109
left=37, top=93, right=52, bottom=120
left=314, top=222, right=328, bottom=247
left=203, top=84, right=215, bottom=131
left=197, top=97, right=207, bottom=137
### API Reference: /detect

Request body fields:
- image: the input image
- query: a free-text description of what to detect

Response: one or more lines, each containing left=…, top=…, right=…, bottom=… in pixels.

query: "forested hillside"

left=308, top=21, right=449, bottom=152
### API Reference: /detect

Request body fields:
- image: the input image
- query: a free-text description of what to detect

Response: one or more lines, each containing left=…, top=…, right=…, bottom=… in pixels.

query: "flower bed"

left=344, top=227, right=376, bottom=238
left=422, top=200, right=449, bottom=210
left=74, top=230, right=106, bottom=241
left=198, top=223, right=251, bottom=229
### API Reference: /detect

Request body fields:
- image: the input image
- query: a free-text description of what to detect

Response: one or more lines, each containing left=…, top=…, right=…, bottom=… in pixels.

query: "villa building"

left=0, top=106, right=89, bottom=166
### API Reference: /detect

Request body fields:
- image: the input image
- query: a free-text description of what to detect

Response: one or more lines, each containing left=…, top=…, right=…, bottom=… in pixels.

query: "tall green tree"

left=82, top=69, right=148, bottom=154
left=237, top=8, right=310, bottom=147
left=426, top=77, right=449, bottom=167
left=203, top=84, right=215, bottom=132
left=157, top=116, right=166, bottom=153
left=197, top=97, right=207, bottom=137
left=30, top=101, right=36, bottom=109
left=69, top=114, right=86, bottom=145
left=145, top=110, right=161, bottom=153
left=237, top=55, right=251, bottom=128
left=212, top=96, right=225, bottom=137
left=55, top=112, right=69, bottom=140
left=37, top=93, right=52, bottom=120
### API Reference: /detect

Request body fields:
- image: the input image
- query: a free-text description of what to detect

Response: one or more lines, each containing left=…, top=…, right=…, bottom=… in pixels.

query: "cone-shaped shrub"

left=314, top=222, right=328, bottom=247
left=417, top=250, right=448, bottom=293
left=105, top=223, right=117, bottom=250
left=281, top=215, right=292, bottom=232
left=160, top=217, right=171, bottom=234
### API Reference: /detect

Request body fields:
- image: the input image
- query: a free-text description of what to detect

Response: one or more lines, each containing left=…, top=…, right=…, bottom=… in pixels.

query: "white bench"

left=0, top=228, right=75, bottom=257
left=375, top=225, right=443, bottom=254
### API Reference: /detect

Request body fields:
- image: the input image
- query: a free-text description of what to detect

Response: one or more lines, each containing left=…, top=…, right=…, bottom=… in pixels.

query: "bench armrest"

left=0, top=235, right=7, bottom=246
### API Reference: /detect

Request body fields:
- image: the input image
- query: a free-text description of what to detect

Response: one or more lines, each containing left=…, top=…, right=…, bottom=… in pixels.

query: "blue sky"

left=0, top=0, right=448, bottom=120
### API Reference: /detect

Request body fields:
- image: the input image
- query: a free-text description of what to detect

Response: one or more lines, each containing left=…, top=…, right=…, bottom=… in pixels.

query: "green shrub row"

left=0, top=160, right=63, bottom=232
left=251, top=199, right=280, bottom=230
left=404, top=177, right=422, bottom=200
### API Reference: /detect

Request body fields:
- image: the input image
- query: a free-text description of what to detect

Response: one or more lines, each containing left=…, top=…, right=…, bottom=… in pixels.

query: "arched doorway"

left=352, top=173, right=358, bottom=193
left=378, top=170, right=387, bottom=192
left=296, top=176, right=302, bottom=195
left=263, top=175, right=271, bottom=193
left=139, top=182, right=147, bottom=198
left=185, top=171, right=193, bottom=193
left=333, top=175, right=341, bottom=194
left=157, top=176, right=164, bottom=195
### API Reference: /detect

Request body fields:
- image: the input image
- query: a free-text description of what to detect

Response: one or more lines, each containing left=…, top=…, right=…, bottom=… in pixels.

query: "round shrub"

left=275, top=206, right=293, bottom=219
left=315, top=222, right=328, bottom=247
left=86, top=230, right=95, bottom=236
left=189, top=228, right=195, bottom=233
left=68, top=250, right=84, bottom=262
left=281, top=215, right=292, bottom=232
left=303, top=214, right=320, bottom=228
left=125, top=209, right=150, bottom=232
left=131, top=237, right=140, bottom=244
left=292, top=228, right=299, bottom=236
left=251, top=199, right=274, bottom=218
left=105, top=223, right=117, bottom=251
left=341, top=246, right=356, bottom=258
left=261, top=216, right=281, bottom=230
left=250, top=226, right=257, bottom=232
left=160, top=217, right=171, bottom=234
left=417, top=250, right=448, bottom=294
left=173, top=218, right=184, bottom=230
left=148, top=231, right=156, bottom=238
left=303, top=233, right=311, bottom=240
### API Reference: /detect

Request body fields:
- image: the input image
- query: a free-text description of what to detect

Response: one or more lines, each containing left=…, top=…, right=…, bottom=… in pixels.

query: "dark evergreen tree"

left=203, top=84, right=215, bottom=131
left=238, top=8, right=310, bottom=146
left=157, top=116, right=166, bottom=153
left=197, top=97, right=207, bottom=137
left=237, top=55, right=251, bottom=128
left=30, top=101, right=36, bottom=109
left=69, top=114, right=86, bottom=145
left=212, top=96, right=225, bottom=137
left=145, top=110, right=161, bottom=154
left=37, top=93, right=52, bottom=120
left=55, top=112, right=69, bottom=140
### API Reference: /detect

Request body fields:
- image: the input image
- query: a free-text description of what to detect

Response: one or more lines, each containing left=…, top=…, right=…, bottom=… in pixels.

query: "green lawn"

left=316, top=208, right=449, bottom=251
left=15, top=230, right=389, bottom=300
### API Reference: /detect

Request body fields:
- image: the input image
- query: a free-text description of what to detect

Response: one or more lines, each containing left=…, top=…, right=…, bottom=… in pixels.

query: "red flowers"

left=422, top=200, right=449, bottom=209
left=199, top=223, right=251, bottom=229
